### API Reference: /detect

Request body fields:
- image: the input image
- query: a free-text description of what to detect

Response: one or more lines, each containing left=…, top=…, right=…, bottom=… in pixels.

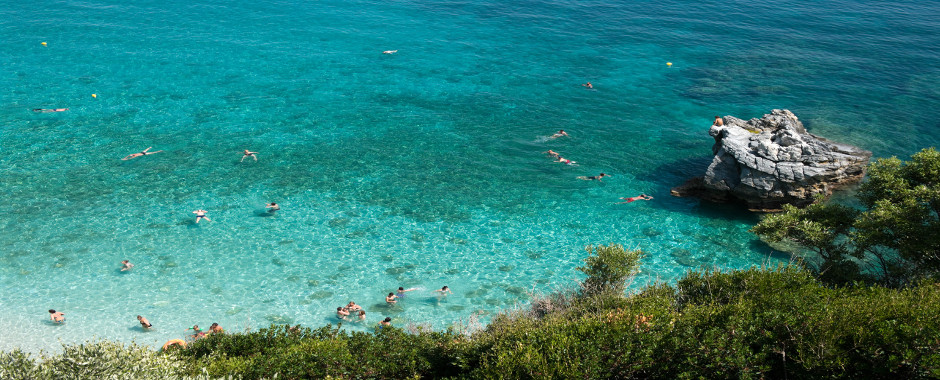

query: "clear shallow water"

left=1, top=0, right=938, bottom=352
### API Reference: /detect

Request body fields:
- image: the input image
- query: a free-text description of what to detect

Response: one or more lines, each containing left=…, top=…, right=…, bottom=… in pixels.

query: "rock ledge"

left=672, top=109, right=871, bottom=211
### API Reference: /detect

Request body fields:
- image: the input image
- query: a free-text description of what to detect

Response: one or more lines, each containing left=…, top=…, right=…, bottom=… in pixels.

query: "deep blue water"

left=1, top=0, right=938, bottom=351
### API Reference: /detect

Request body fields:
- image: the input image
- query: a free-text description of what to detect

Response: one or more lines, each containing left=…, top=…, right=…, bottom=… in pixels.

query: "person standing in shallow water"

left=49, top=309, right=65, bottom=323
left=266, top=202, right=280, bottom=213
left=137, top=315, right=152, bottom=328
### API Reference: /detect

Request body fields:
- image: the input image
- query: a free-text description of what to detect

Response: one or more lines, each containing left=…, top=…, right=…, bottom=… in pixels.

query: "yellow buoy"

left=92, top=94, right=97, bottom=98
left=666, top=62, right=673, bottom=67
left=41, top=42, right=47, bottom=46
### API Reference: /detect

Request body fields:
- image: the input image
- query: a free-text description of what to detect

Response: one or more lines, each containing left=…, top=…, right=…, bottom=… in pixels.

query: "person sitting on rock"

left=713, top=116, right=724, bottom=126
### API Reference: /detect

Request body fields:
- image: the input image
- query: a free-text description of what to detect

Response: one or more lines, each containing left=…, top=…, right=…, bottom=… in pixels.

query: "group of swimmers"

left=541, top=129, right=653, bottom=202
left=48, top=309, right=221, bottom=344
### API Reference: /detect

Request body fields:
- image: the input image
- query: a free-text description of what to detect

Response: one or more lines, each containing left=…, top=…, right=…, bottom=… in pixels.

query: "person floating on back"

left=49, top=309, right=65, bottom=323
left=193, top=209, right=211, bottom=223
left=578, top=173, right=608, bottom=181
left=241, top=150, right=258, bottom=162
left=33, top=108, right=68, bottom=113
left=618, top=194, right=653, bottom=204
left=122, top=147, right=163, bottom=160
left=137, top=315, right=152, bottom=328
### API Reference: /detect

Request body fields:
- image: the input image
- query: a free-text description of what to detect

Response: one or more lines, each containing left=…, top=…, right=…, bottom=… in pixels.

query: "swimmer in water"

left=33, top=108, right=69, bottom=113
left=617, top=194, right=654, bottom=204
left=345, top=301, right=362, bottom=311
left=137, top=315, right=152, bottom=328
left=577, top=173, right=608, bottom=181
left=120, top=260, right=134, bottom=271
left=379, top=317, right=392, bottom=327
left=241, top=150, right=258, bottom=162
left=550, top=130, right=569, bottom=139
left=357, top=310, right=366, bottom=321
left=336, top=306, right=350, bottom=320
left=556, top=157, right=577, bottom=166
left=193, top=210, right=211, bottom=223
left=49, top=309, right=65, bottom=323
left=544, top=150, right=560, bottom=158
left=434, top=286, right=452, bottom=296
left=713, top=115, right=724, bottom=127
left=396, top=287, right=417, bottom=298
left=209, top=323, right=223, bottom=334
left=383, top=50, right=398, bottom=54
left=266, top=202, right=280, bottom=213
left=188, top=325, right=206, bottom=339
left=582, top=82, right=593, bottom=89
left=122, top=147, right=163, bottom=160
left=386, top=293, right=397, bottom=305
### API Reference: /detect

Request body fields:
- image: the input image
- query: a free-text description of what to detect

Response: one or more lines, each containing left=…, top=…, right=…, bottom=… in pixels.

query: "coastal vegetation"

left=753, top=148, right=940, bottom=286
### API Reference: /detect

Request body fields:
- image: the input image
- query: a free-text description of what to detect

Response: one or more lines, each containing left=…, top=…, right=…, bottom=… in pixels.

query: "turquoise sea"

left=1, top=0, right=938, bottom=352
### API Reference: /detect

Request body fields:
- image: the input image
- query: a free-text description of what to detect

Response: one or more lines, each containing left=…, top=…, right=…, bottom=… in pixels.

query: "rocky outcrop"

left=672, top=109, right=872, bottom=211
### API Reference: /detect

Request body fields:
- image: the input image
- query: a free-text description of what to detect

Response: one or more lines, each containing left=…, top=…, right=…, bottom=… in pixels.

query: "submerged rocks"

left=672, top=109, right=871, bottom=211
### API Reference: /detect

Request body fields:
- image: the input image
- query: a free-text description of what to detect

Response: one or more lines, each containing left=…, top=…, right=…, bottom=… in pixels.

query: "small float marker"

left=41, top=42, right=47, bottom=46
left=666, top=62, right=673, bottom=67
left=92, top=94, right=97, bottom=98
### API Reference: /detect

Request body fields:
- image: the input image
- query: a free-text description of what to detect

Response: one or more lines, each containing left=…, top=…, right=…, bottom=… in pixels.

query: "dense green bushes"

left=0, top=341, right=199, bottom=379
left=5, top=262, right=940, bottom=378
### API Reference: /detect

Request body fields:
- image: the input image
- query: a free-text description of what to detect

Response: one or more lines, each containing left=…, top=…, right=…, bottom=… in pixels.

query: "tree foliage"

left=577, top=243, right=644, bottom=296
left=753, top=148, right=940, bottom=285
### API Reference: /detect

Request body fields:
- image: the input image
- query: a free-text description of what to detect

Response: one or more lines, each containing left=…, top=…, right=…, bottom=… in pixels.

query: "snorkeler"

left=241, top=150, right=258, bottom=162
left=193, top=210, right=211, bottom=223
left=33, top=108, right=68, bottom=113
left=137, top=315, right=152, bottom=328
left=120, top=260, right=134, bottom=271
left=577, top=173, right=608, bottom=181
left=122, top=147, right=163, bottom=160
left=617, top=194, right=654, bottom=204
